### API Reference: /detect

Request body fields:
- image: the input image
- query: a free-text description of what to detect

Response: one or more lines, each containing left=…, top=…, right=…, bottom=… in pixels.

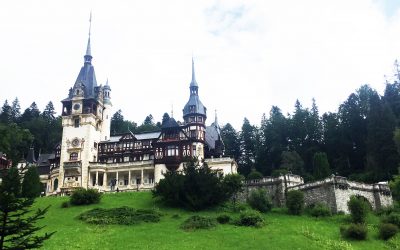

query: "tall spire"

left=84, top=12, right=93, bottom=63
left=190, top=57, right=198, bottom=87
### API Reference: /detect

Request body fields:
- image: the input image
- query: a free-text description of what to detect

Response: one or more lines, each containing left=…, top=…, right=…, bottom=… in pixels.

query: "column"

left=128, top=170, right=131, bottom=188
left=95, top=171, right=99, bottom=186
left=141, top=169, right=144, bottom=188
left=103, top=172, right=107, bottom=190
left=116, top=172, right=119, bottom=187
left=88, top=172, right=91, bottom=187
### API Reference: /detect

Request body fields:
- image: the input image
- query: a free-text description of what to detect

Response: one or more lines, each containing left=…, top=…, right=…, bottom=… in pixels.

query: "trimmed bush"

left=379, top=223, right=398, bottom=240
left=70, top=188, right=101, bottom=205
left=347, top=195, right=369, bottom=224
left=61, top=201, right=70, bottom=208
left=216, top=214, right=231, bottom=224
left=340, top=223, right=367, bottom=240
left=382, top=212, right=400, bottom=227
left=78, top=207, right=161, bottom=225
left=247, top=189, right=272, bottom=213
left=286, top=190, right=304, bottom=215
left=235, top=210, right=264, bottom=227
left=309, top=203, right=331, bottom=217
left=181, top=215, right=217, bottom=231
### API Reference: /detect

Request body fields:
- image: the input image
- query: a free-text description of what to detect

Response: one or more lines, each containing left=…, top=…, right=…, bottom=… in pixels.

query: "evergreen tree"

left=312, top=152, right=330, bottom=180
left=0, top=123, right=33, bottom=166
left=366, top=93, right=398, bottom=181
left=162, top=112, right=170, bottom=124
left=21, top=166, right=42, bottom=198
left=0, top=167, right=54, bottom=249
left=383, top=81, right=400, bottom=124
left=110, top=109, right=125, bottom=134
left=280, top=151, right=304, bottom=175
left=238, top=118, right=256, bottom=176
left=42, top=101, right=56, bottom=122
left=220, top=123, right=241, bottom=161
left=257, top=106, right=288, bottom=175
left=0, top=100, right=12, bottom=124
left=10, top=98, right=21, bottom=123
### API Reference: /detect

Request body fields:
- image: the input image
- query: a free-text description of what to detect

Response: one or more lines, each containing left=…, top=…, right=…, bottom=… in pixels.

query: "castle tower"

left=182, top=58, right=207, bottom=160
left=58, top=16, right=111, bottom=191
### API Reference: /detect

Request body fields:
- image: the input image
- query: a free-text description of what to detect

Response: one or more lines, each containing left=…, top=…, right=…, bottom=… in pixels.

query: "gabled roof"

left=26, top=147, right=36, bottom=164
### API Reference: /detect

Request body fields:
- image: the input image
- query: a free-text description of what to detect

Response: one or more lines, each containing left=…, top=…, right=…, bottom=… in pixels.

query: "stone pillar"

left=116, top=172, right=119, bottom=186
left=103, top=172, right=107, bottom=189
left=95, top=171, right=99, bottom=186
left=128, top=170, right=131, bottom=188
left=141, top=169, right=144, bottom=187
left=88, top=172, right=91, bottom=187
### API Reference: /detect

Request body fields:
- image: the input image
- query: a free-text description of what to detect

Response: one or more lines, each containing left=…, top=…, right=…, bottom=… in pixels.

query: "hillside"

left=33, top=192, right=399, bottom=250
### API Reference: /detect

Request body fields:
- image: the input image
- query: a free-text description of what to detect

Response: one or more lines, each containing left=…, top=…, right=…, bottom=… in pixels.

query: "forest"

left=1, top=80, right=400, bottom=183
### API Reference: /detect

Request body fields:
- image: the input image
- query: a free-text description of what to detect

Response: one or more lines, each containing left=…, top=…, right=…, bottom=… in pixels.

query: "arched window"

left=70, top=152, right=78, bottom=161
left=53, top=178, right=58, bottom=191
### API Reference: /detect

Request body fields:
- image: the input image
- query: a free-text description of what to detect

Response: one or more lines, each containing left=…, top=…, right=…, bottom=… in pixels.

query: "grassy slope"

left=32, top=192, right=399, bottom=250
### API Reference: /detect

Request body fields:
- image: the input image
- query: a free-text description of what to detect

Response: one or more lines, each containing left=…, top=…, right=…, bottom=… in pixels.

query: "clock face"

left=73, top=103, right=80, bottom=110
left=72, top=138, right=80, bottom=147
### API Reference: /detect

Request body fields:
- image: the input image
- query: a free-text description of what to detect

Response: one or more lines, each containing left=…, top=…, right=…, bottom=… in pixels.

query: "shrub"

left=235, top=210, right=264, bottom=227
left=153, top=159, right=227, bottom=210
left=286, top=190, right=304, bottom=215
left=78, top=207, right=161, bottom=225
left=379, top=223, right=398, bottom=240
left=382, top=212, right=400, bottom=227
left=61, top=201, right=70, bottom=208
left=247, top=189, right=272, bottom=213
left=309, top=203, right=331, bottom=217
left=181, top=215, right=217, bottom=231
left=216, top=214, right=231, bottom=224
left=347, top=195, right=369, bottom=224
left=70, top=188, right=101, bottom=205
left=247, top=170, right=263, bottom=180
left=171, top=214, right=181, bottom=219
left=340, top=223, right=367, bottom=240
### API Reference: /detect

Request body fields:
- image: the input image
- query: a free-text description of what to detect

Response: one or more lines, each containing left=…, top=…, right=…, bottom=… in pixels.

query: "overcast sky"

left=1, top=0, right=400, bottom=129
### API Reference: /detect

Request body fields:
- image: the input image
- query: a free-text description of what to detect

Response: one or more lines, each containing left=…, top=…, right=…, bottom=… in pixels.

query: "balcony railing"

left=63, top=161, right=82, bottom=168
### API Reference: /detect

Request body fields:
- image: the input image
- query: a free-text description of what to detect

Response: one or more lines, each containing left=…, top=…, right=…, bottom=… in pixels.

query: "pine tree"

left=10, top=98, right=21, bottom=123
left=0, top=167, right=54, bottom=249
left=221, top=123, right=241, bottom=161
left=312, top=152, right=330, bottom=180
left=42, top=101, right=55, bottom=122
left=0, top=100, right=12, bottom=124
left=21, top=166, right=42, bottom=199
left=238, top=118, right=256, bottom=176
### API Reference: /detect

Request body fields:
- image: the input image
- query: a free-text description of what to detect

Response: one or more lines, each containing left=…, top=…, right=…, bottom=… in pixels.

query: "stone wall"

left=241, top=174, right=393, bottom=214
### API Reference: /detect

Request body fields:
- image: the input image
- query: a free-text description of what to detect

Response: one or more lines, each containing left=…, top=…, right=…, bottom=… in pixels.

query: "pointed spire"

left=84, top=12, right=93, bottom=63
left=190, top=57, right=198, bottom=87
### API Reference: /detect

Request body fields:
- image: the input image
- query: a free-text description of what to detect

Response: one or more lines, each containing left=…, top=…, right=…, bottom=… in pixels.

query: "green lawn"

left=32, top=192, right=399, bottom=250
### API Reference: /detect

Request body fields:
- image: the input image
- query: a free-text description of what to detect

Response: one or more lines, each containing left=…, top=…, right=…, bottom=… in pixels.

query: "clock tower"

left=58, top=20, right=112, bottom=191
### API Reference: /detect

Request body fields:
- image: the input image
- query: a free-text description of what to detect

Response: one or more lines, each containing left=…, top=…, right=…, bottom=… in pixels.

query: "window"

left=74, top=118, right=80, bottom=128
left=94, top=142, right=98, bottom=149
left=166, top=145, right=179, bottom=156
left=70, top=152, right=78, bottom=161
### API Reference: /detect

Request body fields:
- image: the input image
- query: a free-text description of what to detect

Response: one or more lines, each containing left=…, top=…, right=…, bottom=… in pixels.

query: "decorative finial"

left=171, top=103, right=174, bottom=118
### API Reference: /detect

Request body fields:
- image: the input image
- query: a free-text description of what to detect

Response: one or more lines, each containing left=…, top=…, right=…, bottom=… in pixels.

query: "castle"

left=21, top=23, right=237, bottom=195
